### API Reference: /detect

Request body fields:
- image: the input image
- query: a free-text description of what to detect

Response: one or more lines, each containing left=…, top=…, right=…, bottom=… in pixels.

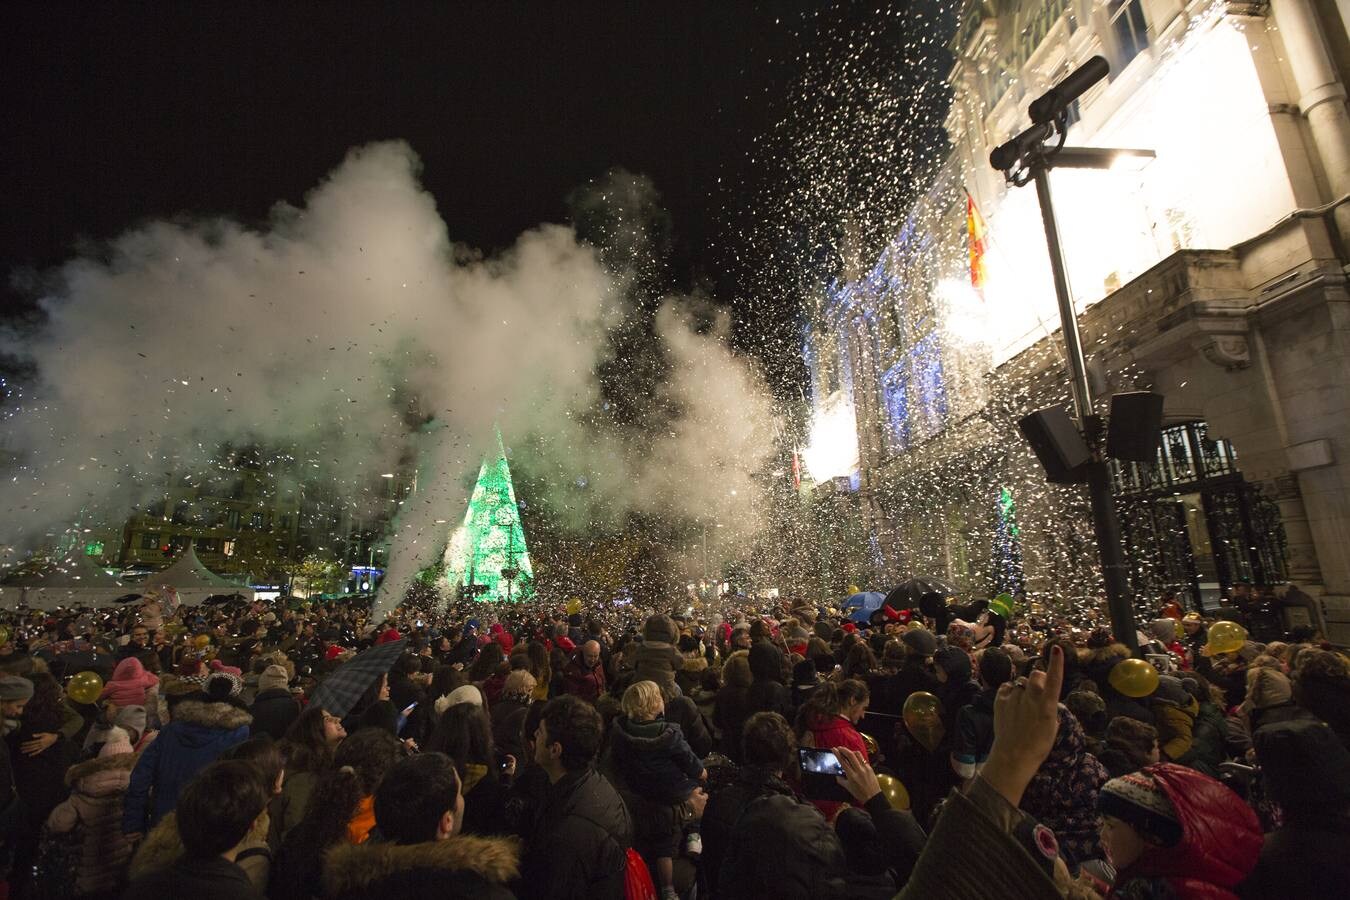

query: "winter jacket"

left=460, top=763, right=512, bottom=837
left=702, top=766, right=795, bottom=895
left=561, top=654, right=606, bottom=703
left=951, top=686, right=998, bottom=778
left=490, top=695, right=532, bottom=764
left=275, top=768, right=319, bottom=839
left=631, top=622, right=683, bottom=700
left=898, top=775, right=1062, bottom=900
left=610, top=716, right=703, bottom=804
left=675, top=656, right=708, bottom=697
left=712, top=683, right=754, bottom=761
left=122, top=699, right=252, bottom=833
left=869, top=662, right=943, bottom=718
left=1239, top=813, right=1350, bottom=900
left=1020, top=705, right=1108, bottom=868
left=663, top=694, right=714, bottom=758
left=122, top=854, right=263, bottom=900
left=1154, top=694, right=1199, bottom=761
left=322, top=833, right=519, bottom=899
left=1109, top=764, right=1261, bottom=899
left=1175, top=700, right=1227, bottom=777
left=518, top=767, right=631, bottom=900
left=101, top=656, right=160, bottom=707
left=249, top=687, right=300, bottom=741
left=45, top=749, right=139, bottom=895
left=1293, top=671, right=1350, bottom=751
left=128, top=808, right=271, bottom=893
left=717, top=791, right=925, bottom=900
left=745, top=642, right=793, bottom=719
left=7, top=724, right=80, bottom=835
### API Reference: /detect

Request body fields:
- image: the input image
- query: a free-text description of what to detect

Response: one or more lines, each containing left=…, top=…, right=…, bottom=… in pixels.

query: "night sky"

left=2, top=3, right=954, bottom=393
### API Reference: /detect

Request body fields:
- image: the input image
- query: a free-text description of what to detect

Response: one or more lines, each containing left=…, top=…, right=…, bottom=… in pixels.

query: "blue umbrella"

left=844, top=591, right=885, bottom=623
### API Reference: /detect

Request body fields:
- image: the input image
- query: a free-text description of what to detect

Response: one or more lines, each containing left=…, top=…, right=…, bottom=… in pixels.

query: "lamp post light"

left=991, top=57, right=1155, bottom=653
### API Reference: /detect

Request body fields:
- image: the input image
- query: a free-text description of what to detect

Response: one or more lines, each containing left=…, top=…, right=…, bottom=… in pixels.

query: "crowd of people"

left=0, top=584, right=1345, bottom=899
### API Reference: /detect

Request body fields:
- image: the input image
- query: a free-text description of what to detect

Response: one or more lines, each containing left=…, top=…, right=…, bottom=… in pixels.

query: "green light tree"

left=443, top=434, right=534, bottom=602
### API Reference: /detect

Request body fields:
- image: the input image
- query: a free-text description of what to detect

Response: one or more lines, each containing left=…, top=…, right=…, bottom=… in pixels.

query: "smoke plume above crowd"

left=0, top=141, right=777, bottom=599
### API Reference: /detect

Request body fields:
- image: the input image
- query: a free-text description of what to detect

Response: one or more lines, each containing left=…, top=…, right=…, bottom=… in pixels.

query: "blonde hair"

left=621, top=680, right=665, bottom=721
left=503, top=669, right=537, bottom=698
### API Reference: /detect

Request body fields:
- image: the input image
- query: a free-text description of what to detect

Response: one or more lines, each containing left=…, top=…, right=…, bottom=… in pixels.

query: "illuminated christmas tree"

left=443, top=434, right=534, bottom=602
left=991, top=485, right=1025, bottom=597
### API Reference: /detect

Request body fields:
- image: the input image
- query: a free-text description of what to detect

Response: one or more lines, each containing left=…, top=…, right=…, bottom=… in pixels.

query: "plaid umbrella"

left=307, top=636, right=407, bottom=719
left=884, top=576, right=959, bottom=610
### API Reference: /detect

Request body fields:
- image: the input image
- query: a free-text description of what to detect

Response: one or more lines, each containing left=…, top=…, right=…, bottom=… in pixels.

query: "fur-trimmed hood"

left=65, top=749, right=139, bottom=788
left=171, top=698, right=252, bottom=731
left=682, top=656, right=709, bottom=673
left=1079, top=643, right=1131, bottom=666
left=323, top=833, right=520, bottom=894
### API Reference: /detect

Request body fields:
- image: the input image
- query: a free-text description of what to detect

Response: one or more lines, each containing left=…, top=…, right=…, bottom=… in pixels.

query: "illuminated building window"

left=223, top=540, right=235, bottom=557
left=1109, top=0, right=1149, bottom=67
left=141, top=532, right=160, bottom=551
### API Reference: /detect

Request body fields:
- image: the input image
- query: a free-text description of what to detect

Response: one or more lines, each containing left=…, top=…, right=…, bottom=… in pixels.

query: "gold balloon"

left=1108, top=658, right=1160, bottom=698
left=875, top=773, right=910, bottom=811
left=67, top=670, right=104, bottom=705
left=0, top=626, right=11, bottom=645
left=862, top=732, right=880, bottom=757
left=903, top=691, right=945, bottom=751
left=1204, top=621, right=1247, bottom=656
left=194, top=634, right=212, bottom=649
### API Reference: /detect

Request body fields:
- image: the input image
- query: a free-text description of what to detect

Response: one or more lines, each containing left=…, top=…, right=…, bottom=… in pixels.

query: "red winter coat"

left=803, top=714, right=870, bottom=821
left=562, top=654, right=606, bottom=703
left=1109, top=763, right=1261, bottom=900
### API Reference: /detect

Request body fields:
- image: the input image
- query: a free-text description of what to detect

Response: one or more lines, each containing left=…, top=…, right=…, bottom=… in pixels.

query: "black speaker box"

left=1107, top=391, right=1165, bottom=462
left=1018, top=406, right=1090, bottom=484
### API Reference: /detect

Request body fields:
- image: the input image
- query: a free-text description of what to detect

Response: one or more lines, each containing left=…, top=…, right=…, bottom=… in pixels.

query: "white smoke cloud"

left=0, top=141, right=777, bottom=602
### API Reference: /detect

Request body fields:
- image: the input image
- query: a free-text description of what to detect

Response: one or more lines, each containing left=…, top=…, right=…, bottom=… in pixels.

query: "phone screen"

left=798, top=748, right=844, bottom=775
left=798, top=748, right=851, bottom=802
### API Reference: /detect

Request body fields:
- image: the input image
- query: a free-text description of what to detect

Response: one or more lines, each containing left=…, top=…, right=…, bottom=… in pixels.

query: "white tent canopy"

left=141, top=545, right=255, bottom=606
left=0, top=552, right=131, bottom=610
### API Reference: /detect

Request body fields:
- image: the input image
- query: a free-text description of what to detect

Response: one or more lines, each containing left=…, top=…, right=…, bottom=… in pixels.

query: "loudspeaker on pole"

left=1106, top=391, right=1165, bottom=462
left=1018, top=405, right=1091, bottom=484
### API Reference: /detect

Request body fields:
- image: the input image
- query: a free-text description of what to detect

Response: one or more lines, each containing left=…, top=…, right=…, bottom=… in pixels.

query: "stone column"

left=1270, top=0, right=1350, bottom=238
left=1262, top=472, right=1324, bottom=584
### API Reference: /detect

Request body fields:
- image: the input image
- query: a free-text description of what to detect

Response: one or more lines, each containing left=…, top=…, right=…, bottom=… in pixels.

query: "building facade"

left=802, top=0, right=1350, bottom=638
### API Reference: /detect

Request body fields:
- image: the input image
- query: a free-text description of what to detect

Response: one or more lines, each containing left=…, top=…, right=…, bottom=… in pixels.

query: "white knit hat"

left=434, top=684, right=484, bottom=715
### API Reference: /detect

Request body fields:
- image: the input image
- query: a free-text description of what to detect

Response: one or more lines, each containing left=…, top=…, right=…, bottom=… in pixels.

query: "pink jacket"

left=47, top=751, right=139, bottom=894
left=100, top=657, right=160, bottom=707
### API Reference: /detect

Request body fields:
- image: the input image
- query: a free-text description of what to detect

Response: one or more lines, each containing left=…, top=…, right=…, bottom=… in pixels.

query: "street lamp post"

left=991, top=57, right=1155, bottom=653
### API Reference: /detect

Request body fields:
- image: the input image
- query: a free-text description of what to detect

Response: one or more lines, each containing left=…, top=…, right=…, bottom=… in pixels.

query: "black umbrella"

left=307, top=637, right=407, bottom=719
left=114, top=593, right=144, bottom=604
left=203, top=593, right=247, bottom=606
left=884, top=576, right=959, bottom=610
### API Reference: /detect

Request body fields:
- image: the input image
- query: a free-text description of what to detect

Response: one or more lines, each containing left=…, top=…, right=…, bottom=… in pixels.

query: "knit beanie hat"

left=1096, top=769, right=1182, bottom=847
left=1148, top=618, right=1177, bottom=644
left=98, top=726, right=135, bottom=758
left=0, top=675, right=34, bottom=702
left=934, top=646, right=972, bottom=683
left=258, top=664, right=290, bottom=694
left=434, top=684, right=483, bottom=715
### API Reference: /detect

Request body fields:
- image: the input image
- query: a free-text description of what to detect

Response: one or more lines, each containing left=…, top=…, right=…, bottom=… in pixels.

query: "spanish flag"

left=966, top=191, right=988, bottom=293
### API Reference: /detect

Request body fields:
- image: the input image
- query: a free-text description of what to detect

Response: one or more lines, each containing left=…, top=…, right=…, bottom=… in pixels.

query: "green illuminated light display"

left=443, top=435, right=534, bottom=602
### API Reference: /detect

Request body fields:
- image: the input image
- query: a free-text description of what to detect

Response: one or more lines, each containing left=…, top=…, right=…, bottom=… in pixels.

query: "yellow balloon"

left=861, top=732, right=880, bottom=757
left=875, top=773, right=910, bottom=811
left=67, top=670, right=104, bottom=705
left=566, top=598, right=582, bottom=616
left=1205, top=621, right=1247, bottom=656
left=903, top=691, right=945, bottom=752
left=1109, top=658, right=1160, bottom=698
left=0, top=626, right=11, bottom=645
left=194, top=634, right=212, bottom=649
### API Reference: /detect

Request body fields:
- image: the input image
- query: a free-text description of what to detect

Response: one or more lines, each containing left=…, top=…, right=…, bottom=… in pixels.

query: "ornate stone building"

left=802, top=0, right=1350, bottom=638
